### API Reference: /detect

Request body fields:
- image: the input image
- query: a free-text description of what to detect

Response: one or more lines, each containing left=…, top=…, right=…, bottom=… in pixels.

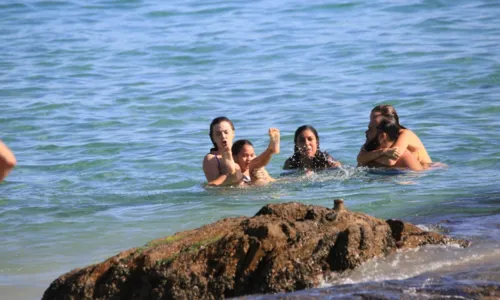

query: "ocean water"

left=1, top=0, right=500, bottom=299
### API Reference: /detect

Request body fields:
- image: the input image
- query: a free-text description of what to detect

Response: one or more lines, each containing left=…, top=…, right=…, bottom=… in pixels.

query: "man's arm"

left=365, top=148, right=403, bottom=167
left=357, top=147, right=385, bottom=166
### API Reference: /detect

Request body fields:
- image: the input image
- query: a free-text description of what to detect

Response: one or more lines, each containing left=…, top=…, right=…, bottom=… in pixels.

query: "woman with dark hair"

left=202, top=116, right=242, bottom=186
left=232, top=128, right=280, bottom=186
left=283, top=125, right=341, bottom=171
left=357, top=104, right=432, bottom=168
left=363, top=118, right=422, bottom=171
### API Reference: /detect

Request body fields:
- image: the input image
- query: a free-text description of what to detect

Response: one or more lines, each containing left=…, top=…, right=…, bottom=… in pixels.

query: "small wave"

left=322, top=243, right=500, bottom=287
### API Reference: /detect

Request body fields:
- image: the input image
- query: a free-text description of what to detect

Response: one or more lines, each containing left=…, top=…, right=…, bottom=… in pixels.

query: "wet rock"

left=42, top=202, right=469, bottom=300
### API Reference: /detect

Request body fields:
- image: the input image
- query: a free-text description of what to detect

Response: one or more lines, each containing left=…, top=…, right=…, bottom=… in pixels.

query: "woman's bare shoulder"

left=401, top=128, right=415, bottom=136
left=401, top=129, right=424, bottom=144
left=203, top=153, right=218, bottom=165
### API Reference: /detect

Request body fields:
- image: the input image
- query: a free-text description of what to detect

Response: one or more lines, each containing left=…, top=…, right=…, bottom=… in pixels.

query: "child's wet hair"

left=232, top=139, right=253, bottom=157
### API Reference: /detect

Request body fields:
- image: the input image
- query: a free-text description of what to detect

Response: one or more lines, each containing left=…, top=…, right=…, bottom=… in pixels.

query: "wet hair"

left=377, top=117, right=401, bottom=142
left=286, top=125, right=334, bottom=170
left=364, top=117, right=401, bottom=152
left=286, top=150, right=335, bottom=170
left=371, top=105, right=407, bottom=130
left=209, top=116, right=235, bottom=152
left=293, top=125, right=320, bottom=153
left=232, top=139, right=253, bottom=157
left=363, top=137, right=379, bottom=152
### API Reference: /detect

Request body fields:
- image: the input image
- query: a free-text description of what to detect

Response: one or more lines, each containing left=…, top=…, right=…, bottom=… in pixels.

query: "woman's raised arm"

left=249, top=128, right=280, bottom=170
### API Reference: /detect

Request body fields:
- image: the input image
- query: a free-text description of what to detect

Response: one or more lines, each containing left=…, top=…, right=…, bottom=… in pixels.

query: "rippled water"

left=1, top=0, right=500, bottom=299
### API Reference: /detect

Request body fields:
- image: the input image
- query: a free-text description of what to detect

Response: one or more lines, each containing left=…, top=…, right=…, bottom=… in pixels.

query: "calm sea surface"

left=1, top=0, right=499, bottom=298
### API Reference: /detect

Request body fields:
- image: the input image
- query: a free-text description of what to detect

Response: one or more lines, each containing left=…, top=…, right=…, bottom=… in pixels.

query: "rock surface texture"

left=43, top=201, right=469, bottom=300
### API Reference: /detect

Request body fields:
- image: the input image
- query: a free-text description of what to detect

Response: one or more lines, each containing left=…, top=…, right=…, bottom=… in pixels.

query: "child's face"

left=235, top=145, right=255, bottom=169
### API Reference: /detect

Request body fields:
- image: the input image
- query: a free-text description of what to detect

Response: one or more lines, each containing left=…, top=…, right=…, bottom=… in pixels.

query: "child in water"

left=232, top=128, right=280, bottom=186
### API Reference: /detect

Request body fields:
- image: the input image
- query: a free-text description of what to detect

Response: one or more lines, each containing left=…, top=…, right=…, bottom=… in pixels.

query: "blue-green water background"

left=1, top=0, right=500, bottom=298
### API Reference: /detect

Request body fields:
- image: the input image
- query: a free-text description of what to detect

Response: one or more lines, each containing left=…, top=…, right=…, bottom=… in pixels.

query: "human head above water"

left=294, top=125, right=320, bottom=157
left=377, top=117, right=401, bottom=142
left=232, top=139, right=255, bottom=170
left=370, top=104, right=406, bottom=129
left=364, top=117, right=401, bottom=152
left=232, top=139, right=253, bottom=157
left=209, top=116, right=235, bottom=152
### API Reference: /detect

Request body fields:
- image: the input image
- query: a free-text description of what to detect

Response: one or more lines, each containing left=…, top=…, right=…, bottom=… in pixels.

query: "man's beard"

left=364, top=135, right=380, bottom=152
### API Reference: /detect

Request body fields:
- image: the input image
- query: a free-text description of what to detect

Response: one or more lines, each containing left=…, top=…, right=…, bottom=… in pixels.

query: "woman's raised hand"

left=268, top=128, right=280, bottom=154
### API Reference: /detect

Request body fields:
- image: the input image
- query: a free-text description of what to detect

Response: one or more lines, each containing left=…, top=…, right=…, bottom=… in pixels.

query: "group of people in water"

left=203, top=104, right=433, bottom=186
left=1, top=104, right=433, bottom=187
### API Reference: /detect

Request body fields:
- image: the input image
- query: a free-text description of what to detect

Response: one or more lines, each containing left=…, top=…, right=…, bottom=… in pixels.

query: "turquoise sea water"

left=1, top=0, right=500, bottom=298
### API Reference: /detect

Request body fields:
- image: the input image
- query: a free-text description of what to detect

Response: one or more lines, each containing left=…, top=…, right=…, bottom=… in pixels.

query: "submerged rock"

left=42, top=201, right=469, bottom=300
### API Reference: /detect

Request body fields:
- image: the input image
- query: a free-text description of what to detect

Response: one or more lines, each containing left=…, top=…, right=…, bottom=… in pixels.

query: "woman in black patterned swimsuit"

left=283, top=125, right=341, bottom=171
